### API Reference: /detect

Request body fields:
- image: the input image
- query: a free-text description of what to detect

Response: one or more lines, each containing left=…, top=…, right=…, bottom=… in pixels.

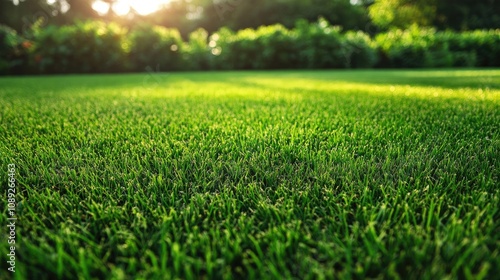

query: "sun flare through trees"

left=91, top=0, right=172, bottom=16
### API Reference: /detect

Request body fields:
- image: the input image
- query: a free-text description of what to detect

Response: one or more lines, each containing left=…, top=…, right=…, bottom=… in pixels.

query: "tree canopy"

left=0, top=0, right=498, bottom=36
left=369, top=0, right=500, bottom=30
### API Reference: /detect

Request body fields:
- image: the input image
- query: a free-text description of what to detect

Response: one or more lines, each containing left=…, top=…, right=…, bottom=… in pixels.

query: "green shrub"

left=255, top=24, right=300, bottom=69
left=207, top=27, right=234, bottom=70
left=210, top=25, right=299, bottom=70
left=2, top=19, right=499, bottom=73
left=376, top=26, right=500, bottom=68
left=438, top=30, right=500, bottom=67
left=0, top=25, right=29, bottom=75
left=424, top=41, right=453, bottom=68
left=343, top=30, right=378, bottom=68
left=30, top=20, right=128, bottom=74
left=472, top=30, right=500, bottom=67
left=212, top=24, right=301, bottom=70
left=376, top=26, right=454, bottom=68
left=295, top=19, right=346, bottom=68
left=129, top=24, right=183, bottom=72
left=451, top=51, right=477, bottom=67
left=213, top=27, right=262, bottom=69
left=376, top=26, right=430, bottom=68
left=182, top=28, right=211, bottom=71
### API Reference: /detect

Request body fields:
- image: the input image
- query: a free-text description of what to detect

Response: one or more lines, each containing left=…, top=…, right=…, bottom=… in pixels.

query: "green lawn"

left=1, top=70, right=499, bottom=279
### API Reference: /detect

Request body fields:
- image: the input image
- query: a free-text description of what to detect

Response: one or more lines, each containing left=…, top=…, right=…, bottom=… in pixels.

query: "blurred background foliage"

left=0, top=0, right=499, bottom=74
left=1, top=18, right=498, bottom=75
left=1, top=0, right=498, bottom=36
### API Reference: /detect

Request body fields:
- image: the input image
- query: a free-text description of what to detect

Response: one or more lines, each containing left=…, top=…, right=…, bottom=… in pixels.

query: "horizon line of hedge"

left=1, top=19, right=499, bottom=75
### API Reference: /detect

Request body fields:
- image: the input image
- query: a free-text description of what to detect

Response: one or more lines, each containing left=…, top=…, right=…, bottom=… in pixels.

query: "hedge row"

left=375, top=26, right=500, bottom=68
left=1, top=20, right=499, bottom=74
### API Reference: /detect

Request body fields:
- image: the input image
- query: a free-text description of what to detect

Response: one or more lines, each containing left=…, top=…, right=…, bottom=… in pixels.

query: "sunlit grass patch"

left=0, top=69, right=499, bottom=279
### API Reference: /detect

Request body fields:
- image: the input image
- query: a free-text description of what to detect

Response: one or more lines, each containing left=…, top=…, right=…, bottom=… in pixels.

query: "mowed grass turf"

left=0, top=70, right=499, bottom=279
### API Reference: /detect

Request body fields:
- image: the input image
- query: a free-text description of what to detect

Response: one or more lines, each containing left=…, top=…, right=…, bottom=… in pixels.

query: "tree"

left=369, top=0, right=500, bottom=30
left=368, top=0, right=437, bottom=29
left=434, top=0, right=500, bottom=30
left=1, top=0, right=370, bottom=36
left=199, top=0, right=369, bottom=33
left=0, top=0, right=99, bottom=33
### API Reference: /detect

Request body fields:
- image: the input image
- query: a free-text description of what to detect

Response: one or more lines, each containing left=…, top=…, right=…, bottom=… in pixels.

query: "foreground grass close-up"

left=1, top=70, right=499, bottom=279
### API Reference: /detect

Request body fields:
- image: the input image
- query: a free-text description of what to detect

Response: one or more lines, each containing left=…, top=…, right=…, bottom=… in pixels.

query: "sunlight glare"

left=112, top=1, right=131, bottom=16
left=90, top=0, right=172, bottom=16
left=129, top=0, right=170, bottom=16
left=92, top=0, right=110, bottom=16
